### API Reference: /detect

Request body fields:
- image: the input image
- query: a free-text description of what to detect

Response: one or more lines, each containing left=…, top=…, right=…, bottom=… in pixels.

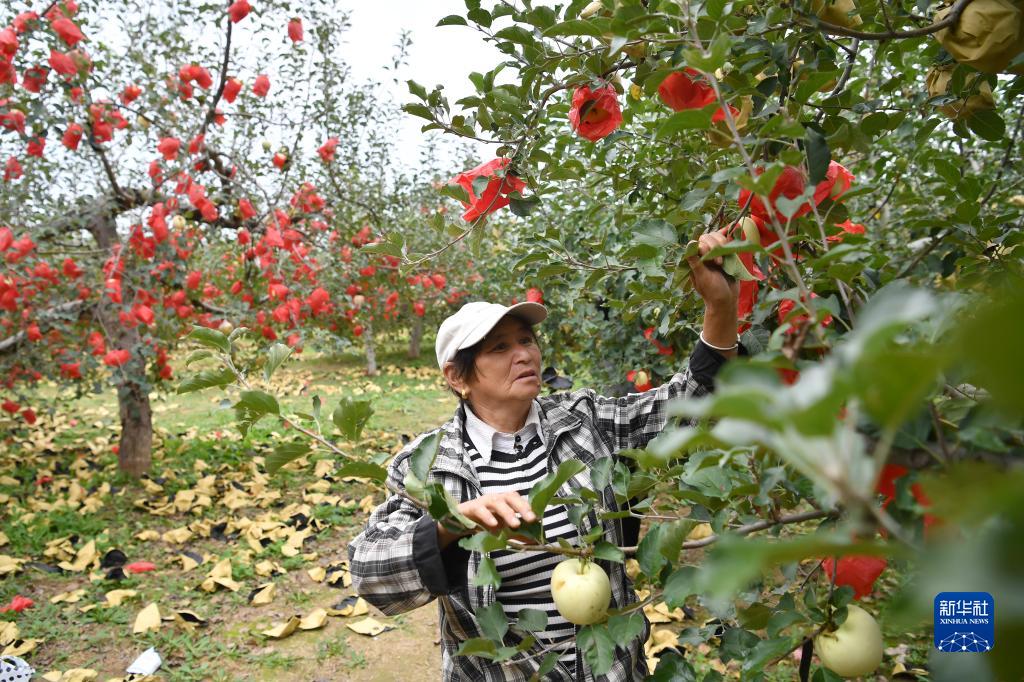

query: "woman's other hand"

left=437, top=491, right=538, bottom=549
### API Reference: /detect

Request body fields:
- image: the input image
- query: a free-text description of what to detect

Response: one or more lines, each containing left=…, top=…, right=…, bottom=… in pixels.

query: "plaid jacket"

left=348, top=344, right=732, bottom=681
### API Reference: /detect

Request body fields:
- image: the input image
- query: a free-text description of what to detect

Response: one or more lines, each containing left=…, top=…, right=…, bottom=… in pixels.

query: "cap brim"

left=505, top=301, right=547, bottom=325
left=455, top=302, right=548, bottom=354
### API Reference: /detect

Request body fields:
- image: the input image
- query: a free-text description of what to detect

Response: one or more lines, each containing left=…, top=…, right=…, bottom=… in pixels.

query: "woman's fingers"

left=461, top=493, right=540, bottom=533
left=504, top=492, right=537, bottom=522
left=700, top=232, right=727, bottom=267
left=469, top=504, right=499, bottom=531
left=491, top=499, right=522, bottom=528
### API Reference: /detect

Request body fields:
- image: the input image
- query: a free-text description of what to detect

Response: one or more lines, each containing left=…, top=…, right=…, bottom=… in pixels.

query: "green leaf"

left=578, top=624, right=616, bottom=676
left=234, top=390, right=280, bottom=436
left=702, top=241, right=761, bottom=258
left=508, top=196, right=540, bottom=217
left=636, top=523, right=667, bottom=577
left=719, top=627, right=760, bottom=663
left=235, top=390, right=280, bottom=416
left=648, top=651, right=698, bottom=681
left=426, top=481, right=476, bottom=529
left=954, top=279, right=1024, bottom=415
left=176, top=367, right=236, bottom=394
left=805, top=127, right=831, bottom=184
left=405, top=431, right=442, bottom=492
left=494, top=26, right=536, bottom=46
left=632, top=219, right=678, bottom=249
left=662, top=565, right=697, bottom=608
left=266, top=442, right=311, bottom=475
left=402, top=103, right=435, bottom=121
left=475, top=602, right=507, bottom=643
left=593, top=540, right=625, bottom=562
left=528, top=459, right=585, bottom=517
left=336, top=461, right=388, bottom=481
left=263, top=343, right=292, bottom=381
left=475, top=555, right=502, bottom=591
left=436, top=14, right=468, bottom=26
left=455, top=638, right=498, bottom=658
left=606, top=611, right=645, bottom=646
left=516, top=608, right=548, bottom=632
left=184, top=349, right=213, bottom=367
left=966, top=109, right=1005, bottom=141
left=407, top=79, right=428, bottom=100
left=543, top=18, right=609, bottom=39
left=682, top=33, right=731, bottom=72
left=187, top=325, right=230, bottom=354
left=332, top=398, right=374, bottom=440
left=720, top=254, right=758, bottom=281
left=656, top=107, right=713, bottom=138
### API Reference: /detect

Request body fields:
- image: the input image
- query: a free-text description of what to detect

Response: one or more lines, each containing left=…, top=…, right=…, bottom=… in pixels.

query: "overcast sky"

left=332, top=0, right=504, bottom=171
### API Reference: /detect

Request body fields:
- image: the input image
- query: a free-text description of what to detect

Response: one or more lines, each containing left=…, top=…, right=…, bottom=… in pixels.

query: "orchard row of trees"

left=0, top=0, right=536, bottom=475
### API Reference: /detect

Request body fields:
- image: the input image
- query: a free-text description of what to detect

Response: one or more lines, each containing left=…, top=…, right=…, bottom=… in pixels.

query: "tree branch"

left=0, top=300, right=91, bottom=355
left=805, top=0, right=977, bottom=40
left=197, top=4, right=234, bottom=140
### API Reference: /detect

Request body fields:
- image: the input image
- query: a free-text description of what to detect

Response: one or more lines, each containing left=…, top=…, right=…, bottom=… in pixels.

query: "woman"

left=348, top=231, right=741, bottom=681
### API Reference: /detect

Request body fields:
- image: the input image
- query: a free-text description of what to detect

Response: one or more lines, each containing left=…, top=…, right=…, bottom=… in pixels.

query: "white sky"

left=332, top=0, right=504, bottom=170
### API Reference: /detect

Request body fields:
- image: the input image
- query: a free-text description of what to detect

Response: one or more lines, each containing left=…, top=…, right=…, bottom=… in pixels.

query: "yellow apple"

left=686, top=522, right=714, bottom=541
left=218, top=320, right=234, bottom=335
left=352, top=294, right=366, bottom=307
left=550, top=558, right=611, bottom=625
left=171, top=215, right=186, bottom=231
left=814, top=604, right=884, bottom=678
left=739, top=216, right=761, bottom=245
left=580, top=0, right=608, bottom=19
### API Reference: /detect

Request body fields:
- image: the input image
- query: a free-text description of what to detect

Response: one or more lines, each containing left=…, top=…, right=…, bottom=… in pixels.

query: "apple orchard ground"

left=0, top=347, right=923, bottom=680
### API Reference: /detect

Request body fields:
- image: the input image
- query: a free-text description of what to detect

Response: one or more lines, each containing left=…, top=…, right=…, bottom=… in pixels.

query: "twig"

left=619, top=508, right=838, bottom=555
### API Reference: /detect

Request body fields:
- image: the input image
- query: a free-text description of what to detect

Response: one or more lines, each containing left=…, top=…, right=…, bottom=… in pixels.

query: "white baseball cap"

left=435, top=301, right=547, bottom=369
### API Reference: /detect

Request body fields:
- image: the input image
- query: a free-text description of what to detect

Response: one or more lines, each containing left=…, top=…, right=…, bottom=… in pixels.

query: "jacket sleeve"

left=562, top=341, right=743, bottom=454
left=347, top=432, right=471, bottom=616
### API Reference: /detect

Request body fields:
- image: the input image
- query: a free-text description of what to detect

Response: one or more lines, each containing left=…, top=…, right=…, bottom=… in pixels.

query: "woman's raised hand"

left=686, top=230, right=740, bottom=310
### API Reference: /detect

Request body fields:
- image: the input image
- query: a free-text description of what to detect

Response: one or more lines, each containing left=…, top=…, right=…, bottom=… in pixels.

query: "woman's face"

left=464, top=316, right=542, bottom=404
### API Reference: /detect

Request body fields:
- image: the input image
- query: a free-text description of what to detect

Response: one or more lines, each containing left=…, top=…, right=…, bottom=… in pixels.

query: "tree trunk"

left=117, top=380, right=153, bottom=476
left=90, top=210, right=153, bottom=476
left=364, top=318, right=378, bottom=376
left=408, top=315, right=424, bottom=358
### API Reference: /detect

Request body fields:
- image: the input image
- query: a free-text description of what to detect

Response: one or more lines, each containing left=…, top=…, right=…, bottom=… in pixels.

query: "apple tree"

left=385, top=1, right=1022, bottom=680
left=0, top=0, right=428, bottom=475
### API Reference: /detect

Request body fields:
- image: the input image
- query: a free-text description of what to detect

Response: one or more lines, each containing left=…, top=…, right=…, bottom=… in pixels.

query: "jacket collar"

left=428, top=397, right=584, bottom=488
left=463, top=401, right=544, bottom=465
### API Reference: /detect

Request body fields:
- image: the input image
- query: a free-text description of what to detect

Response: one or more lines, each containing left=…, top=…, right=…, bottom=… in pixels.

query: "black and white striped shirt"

left=463, top=404, right=581, bottom=669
